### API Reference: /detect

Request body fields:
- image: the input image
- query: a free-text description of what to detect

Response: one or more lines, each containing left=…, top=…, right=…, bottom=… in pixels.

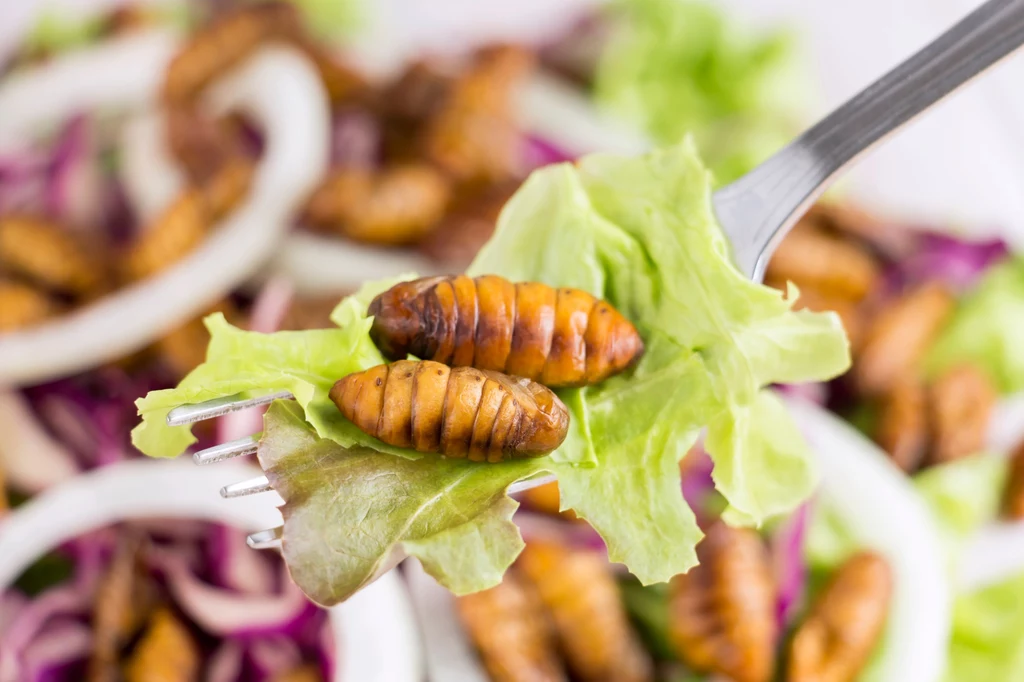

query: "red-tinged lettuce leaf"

left=258, top=401, right=544, bottom=605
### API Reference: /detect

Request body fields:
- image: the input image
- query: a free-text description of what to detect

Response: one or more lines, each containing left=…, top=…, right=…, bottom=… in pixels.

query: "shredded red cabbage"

left=522, top=136, right=575, bottom=169
left=895, top=231, right=1008, bottom=292
left=330, top=109, right=381, bottom=169
left=771, top=501, right=811, bottom=627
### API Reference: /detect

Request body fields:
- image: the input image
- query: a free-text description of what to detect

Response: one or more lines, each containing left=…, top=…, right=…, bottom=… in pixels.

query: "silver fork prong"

left=220, top=475, right=273, bottom=498
left=193, top=435, right=259, bottom=465
left=508, top=473, right=555, bottom=495
left=247, top=527, right=283, bottom=550
left=166, top=390, right=294, bottom=426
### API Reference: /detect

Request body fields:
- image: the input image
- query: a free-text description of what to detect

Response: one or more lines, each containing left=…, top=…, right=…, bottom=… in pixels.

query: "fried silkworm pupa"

left=787, top=552, right=892, bottom=682
left=330, top=359, right=569, bottom=462
left=854, top=282, right=954, bottom=396
left=369, top=275, right=645, bottom=388
left=456, top=572, right=568, bottom=682
left=123, top=608, right=200, bottom=682
left=0, top=280, right=56, bottom=332
left=874, top=377, right=928, bottom=472
left=928, top=364, right=996, bottom=465
left=766, top=220, right=881, bottom=302
left=0, top=216, right=107, bottom=297
left=668, top=523, right=777, bottom=682
left=124, top=157, right=254, bottom=281
left=517, top=541, right=654, bottom=682
left=1002, top=439, right=1024, bottom=520
left=303, top=164, right=451, bottom=246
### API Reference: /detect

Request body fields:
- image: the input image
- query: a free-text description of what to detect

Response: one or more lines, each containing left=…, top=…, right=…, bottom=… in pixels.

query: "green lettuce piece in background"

left=926, top=257, right=1024, bottom=393
left=946, top=572, right=1024, bottom=681
left=594, top=0, right=807, bottom=183
left=135, top=142, right=848, bottom=602
left=914, top=454, right=1007, bottom=539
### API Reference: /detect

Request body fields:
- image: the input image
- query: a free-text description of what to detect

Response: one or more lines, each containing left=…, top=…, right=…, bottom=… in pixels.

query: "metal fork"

left=166, top=0, right=1024, bottom=552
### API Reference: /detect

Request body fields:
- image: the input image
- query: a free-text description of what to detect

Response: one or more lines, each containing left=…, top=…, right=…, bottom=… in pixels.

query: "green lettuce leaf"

left=473, top=141, right=847, bottom=576
left=926, top=257, right=1024, bottom=393
left=594, top=0, right=807, bottom=183
left=135, top=142, right=848, bottom=603
left=259, top=401, right=541, bottom=604
left=946, top=572, right=1024, bottom=681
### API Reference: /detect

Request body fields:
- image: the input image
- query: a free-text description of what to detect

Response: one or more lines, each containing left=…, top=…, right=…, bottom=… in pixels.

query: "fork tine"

left=193, top=435, right=259, bottom=465
left=247, top=527, right=283, bottom=550
left=166, top=390, right=294, bottom=426
left=220, top=475, right=273, bottom=498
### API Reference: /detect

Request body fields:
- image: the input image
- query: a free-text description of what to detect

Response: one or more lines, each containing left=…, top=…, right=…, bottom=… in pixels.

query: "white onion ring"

left=0, top=390, right=78, bottom=494
left=0, top=29, right=180, bottom=152
left=0, top=46, right=331, bottom=386
left=118, top=109, right=186, bottom=224
left=0, top=459, right=424, bottom=682
left=783, top=397, right=950, bottom=682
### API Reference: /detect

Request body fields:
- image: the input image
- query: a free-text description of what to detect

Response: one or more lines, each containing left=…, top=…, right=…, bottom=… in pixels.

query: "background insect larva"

left=123, top=158, right=254, bottom=281
left=517, top=541, right=654, bottom=682
left=874, top=377, right=928, bottom=472
left=787, top=552, right=892, bottom=682
left=368, top=275, right=645, bottom=388
left=1002, top=440, right=1024, bottom=520
left=667, top=523, right=777, bottom=682
left=456, top=573, right=568, bottom=682
left=854, top=282, right=954, bottom=396
left=329, top=360, right=569, bottom=461
left=0, top=280, right=57, bottom=333
left=0, top=216, right=108, bottom=298
left=303, top=164, right=452, bottom=245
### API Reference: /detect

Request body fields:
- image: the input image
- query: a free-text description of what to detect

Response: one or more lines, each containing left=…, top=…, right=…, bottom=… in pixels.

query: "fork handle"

left=716, top=0, right=1024, bottom=280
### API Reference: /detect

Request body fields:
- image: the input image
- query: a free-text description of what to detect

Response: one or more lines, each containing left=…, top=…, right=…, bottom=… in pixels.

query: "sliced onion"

left=959, top=522, right=1024, bottom=592
left=784, top=396, right=950, bottom=682
left=0, top=29, right=181, bottom=151
left=0, top=390, right=79, bottom=493
left=14, top=618, right=92, bottom=682
left=46, top=114, right=106, bottom=230
left=118, top=110, right=186, bottom=224
left=247, top=636, right=303, bottom=679
left=0, top=592, right=27, bottom=638
left=208, top=524, right=277, bottom=595
left=770, top=502, right=810, bottom=626
left=0, top=46, right=331, bottom=386
left=248, top=276, right=295, bottom=334
left=161, top=551, right=313, bottom=638
left=404, top=559, right=489, bottom=682
left=207, top=640, right=245, bottom=682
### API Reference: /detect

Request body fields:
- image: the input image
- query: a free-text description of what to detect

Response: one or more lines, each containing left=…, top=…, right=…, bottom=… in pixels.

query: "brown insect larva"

left=928, top=364, right=996, bottom=465
left=303, top=164, right=451, bottom=246
left=88, top=532, right=154, bottom=681
left=0, top=216, right=107, bottom=297
left=668, top=523, right=777, bottom=682
left=787, top=552, right=892, bottom=682
left=329, top=360, right=569, bottom=462
left=854, top=283, right=954, bottom=396
left=0, top=280, right=56, bottom=332
left=874, top=377, right=928, bottom=472
left=771, top=280, right=864, bottom=351
left=1002, top=439, right=1024, bottom=520
left=162, top=2, right=303, bottom=105
left=368, top=275, right=644, bottom=388
left=124, top=158, right=254, bottom=281
left=766, top=220, right=881, bottom=302
left=123, top=608, right=200, bottom=682
left=517, top=541, right=654, bottom=682
left=456, top=572, right=568, bottom=682
left=421, top=46, right=534, bottom=184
